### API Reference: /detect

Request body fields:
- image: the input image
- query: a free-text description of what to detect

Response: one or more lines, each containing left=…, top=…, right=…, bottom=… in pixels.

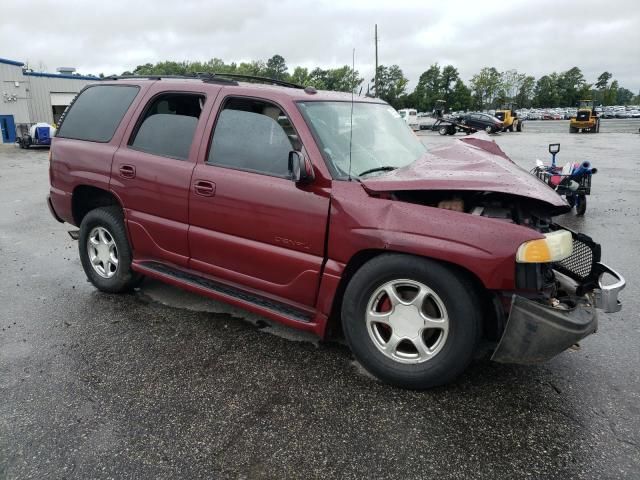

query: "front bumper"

left=492, top=262, right=625, bottom=364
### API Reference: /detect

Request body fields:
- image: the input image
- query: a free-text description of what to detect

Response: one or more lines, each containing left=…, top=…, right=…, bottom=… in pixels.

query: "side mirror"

left=288, top=151, right=315, bottom=184
left=548, top=143, right=560, bottom=155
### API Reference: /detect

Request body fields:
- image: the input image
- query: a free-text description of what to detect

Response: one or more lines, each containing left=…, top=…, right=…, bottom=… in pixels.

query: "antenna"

left=348, top=48, right=355, bottom=181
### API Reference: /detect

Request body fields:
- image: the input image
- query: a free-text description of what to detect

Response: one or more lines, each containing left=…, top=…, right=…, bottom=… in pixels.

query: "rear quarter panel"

left=49, top=82, right=153, bottom=225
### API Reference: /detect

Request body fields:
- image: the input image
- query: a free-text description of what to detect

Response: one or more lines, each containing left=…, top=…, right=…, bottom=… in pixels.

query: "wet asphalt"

left=1, top=119, right=639, bottom=479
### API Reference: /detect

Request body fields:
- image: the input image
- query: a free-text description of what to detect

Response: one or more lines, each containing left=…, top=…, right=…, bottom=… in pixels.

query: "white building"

left=1, top=57, right=99, bottom=144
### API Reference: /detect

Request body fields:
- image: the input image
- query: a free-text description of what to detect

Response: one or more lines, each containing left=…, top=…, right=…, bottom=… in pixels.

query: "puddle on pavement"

left=137, top=279, right=320, bottom=346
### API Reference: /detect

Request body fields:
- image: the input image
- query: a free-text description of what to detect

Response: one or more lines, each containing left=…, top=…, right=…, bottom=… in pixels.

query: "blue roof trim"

left=23, top=71, right=100, bottom=81
left=0, top=57, right=25, bottom=67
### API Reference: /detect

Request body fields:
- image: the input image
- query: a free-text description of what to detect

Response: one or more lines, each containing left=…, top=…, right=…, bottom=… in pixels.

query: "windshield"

left=298, top=101, right=426, bottom=179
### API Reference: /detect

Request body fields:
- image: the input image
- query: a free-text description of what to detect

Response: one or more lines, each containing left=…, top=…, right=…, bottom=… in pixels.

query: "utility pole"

left=374, top=24, right=379, bottom=97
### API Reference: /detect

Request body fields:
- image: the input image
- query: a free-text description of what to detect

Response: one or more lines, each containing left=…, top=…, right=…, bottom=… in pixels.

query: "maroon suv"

left=48, top=75, right=625, bottom=389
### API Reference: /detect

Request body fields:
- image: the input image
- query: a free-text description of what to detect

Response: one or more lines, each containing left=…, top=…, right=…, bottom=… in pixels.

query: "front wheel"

left=439, top=126, right=448, bottom=136
left=78, top=206, right=142, bottom=293
left=341, top=254, right=480, bottom=389
left=485, top=125, right=493, bottom=133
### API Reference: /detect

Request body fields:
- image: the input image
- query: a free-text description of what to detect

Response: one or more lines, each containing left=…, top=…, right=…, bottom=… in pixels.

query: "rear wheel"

left=79, top=206, right=142, bottom=293
left=485, top=125, right=493, bottom=133
left=516, top=121, right=523, bottom=132
left=341, top=254, right=480, bottom=389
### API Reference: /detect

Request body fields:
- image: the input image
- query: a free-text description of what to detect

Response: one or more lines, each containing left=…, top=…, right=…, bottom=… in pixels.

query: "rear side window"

left=56, top=85, right=139, bottom=142
left=129, top=93, right=204, bottom=160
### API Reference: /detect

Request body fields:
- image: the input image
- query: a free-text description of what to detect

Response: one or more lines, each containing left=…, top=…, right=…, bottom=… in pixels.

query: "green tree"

left=449, top=79, right=472, bottom=111
left=533, top=73, right=561, bottom=107
left=616, top=87, right=634, bottom=105
left=440, top=65, right=460, bottom=107
left=265, top=54, right=288, bottom=80
left=604, top=80, right=619, bottom=105
left=557, top=67, right=587, bottom=106
left=470, top=67, right=501, bottom=109
left=290, top=67, right=310, bottom=86
left=373, top=65, right=408, bottom=108
left=515, top=75, right=535, bottom=107
left=595, top=71, right=612, bottom=89
left=414, top=64, right=442, bottom=111
left=236, top=60, right=267, bottom=76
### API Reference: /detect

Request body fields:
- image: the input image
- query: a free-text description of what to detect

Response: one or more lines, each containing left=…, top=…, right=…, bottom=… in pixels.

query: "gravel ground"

left=1, top=119, right=639, bottom=479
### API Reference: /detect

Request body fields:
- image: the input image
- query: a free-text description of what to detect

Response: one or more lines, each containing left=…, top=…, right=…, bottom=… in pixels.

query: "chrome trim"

left=593, top=263, right=625, bottom=313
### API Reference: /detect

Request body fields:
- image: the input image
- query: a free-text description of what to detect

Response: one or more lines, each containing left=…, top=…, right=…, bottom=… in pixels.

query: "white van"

left=398, top=108, right=419, bottom=130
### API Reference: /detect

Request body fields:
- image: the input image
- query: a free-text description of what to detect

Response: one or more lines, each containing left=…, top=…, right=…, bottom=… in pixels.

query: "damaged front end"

left=492, top=228, right=625, bottom=364
left=374, top=189, right=625, bottom=365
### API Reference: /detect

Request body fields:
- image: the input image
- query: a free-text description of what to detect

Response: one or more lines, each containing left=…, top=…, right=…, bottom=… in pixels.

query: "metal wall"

left=0, top=62, right=31, bottom=126
left=26, top=75, right=97, bottom=125
left=1, top=60, right=97, bottom=143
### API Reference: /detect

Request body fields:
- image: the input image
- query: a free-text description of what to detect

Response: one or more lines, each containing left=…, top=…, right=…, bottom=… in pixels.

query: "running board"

left=138, top=261, right=313, bottom=323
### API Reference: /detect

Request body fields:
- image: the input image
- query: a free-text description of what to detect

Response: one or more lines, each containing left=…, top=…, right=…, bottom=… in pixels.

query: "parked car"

left=48, top=77, right=625, bottom=389
left=455, top=112, right=503, bottom=133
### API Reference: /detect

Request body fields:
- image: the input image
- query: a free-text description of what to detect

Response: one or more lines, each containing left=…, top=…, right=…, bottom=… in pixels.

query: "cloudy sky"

left=1, top=0, right=639, bottom=92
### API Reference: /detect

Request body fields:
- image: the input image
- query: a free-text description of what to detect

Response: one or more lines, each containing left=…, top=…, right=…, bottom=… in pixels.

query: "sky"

left=1, top=0, right=639, bottom=93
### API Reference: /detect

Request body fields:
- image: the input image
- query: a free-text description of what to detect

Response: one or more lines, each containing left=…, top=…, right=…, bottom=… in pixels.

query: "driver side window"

left=207, top=97, right=300, bottom=177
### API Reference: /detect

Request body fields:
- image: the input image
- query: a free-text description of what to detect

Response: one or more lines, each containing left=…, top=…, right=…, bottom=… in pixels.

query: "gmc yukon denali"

left=47, top=75, right=625, bottom=389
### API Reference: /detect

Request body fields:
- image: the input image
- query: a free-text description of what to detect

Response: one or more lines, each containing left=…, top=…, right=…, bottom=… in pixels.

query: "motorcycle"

left=531, top=143, right=597, bottom=216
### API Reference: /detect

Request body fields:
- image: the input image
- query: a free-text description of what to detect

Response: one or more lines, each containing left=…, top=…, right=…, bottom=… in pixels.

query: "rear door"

left=188, top=92, right=330, bottom=307
left=111, top=84, right=219, bottom=267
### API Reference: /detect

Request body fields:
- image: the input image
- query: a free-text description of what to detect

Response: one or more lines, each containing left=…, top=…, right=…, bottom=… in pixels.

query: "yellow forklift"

left=570, top=100, right=600, bottom=133
left=494, top=104, right=523, bottom=132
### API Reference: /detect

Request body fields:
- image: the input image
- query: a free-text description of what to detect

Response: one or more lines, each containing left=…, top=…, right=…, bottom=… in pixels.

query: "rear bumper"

left=492, top=262, right=625, bottom=364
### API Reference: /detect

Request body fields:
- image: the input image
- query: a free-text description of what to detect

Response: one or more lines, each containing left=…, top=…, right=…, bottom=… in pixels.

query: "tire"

left=439, top=126, right=448, bottom=136
left=485, top=125, right=493, bottom=133
left=576, top=194, right=587, bottom=216
left=78, top=206, right=141, bottom=293
left=516, top=121, right=523, bottom=132
left=595, top=120, right=600, bottom=133
left=508, top=124, right=514, bottom=132
left=341, top=254, right=481, bottom=390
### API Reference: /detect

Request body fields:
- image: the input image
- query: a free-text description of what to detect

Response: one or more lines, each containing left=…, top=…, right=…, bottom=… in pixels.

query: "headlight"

left=516, top=230, right=573, bottom=263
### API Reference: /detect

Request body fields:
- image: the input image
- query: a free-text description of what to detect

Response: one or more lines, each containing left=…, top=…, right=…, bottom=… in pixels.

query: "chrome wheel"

left=485, top=125, right=493, bottom=133
left=366, top=279, right=449, bottom=364
left=87, top=226, right=119, bottom=278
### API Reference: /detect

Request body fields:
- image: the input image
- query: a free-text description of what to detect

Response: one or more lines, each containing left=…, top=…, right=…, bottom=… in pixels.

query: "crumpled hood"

left=361, top=132, right=569, bottom=210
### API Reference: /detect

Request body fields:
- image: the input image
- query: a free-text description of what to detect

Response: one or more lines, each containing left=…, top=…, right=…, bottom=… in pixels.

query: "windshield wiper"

left=357, top=166, right=398, bottom=177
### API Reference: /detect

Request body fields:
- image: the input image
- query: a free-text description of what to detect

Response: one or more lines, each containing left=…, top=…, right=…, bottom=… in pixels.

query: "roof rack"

left=209, top=73, right=304, bottom=89
left=102, top=72, right=304, bottom=89
left=102, top=73, right=238, bottom=85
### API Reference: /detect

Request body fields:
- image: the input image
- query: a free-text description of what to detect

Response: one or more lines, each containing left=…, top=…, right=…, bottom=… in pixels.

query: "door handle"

left=194, top=180, right=215, bottom=197
left=119, top=164, right=136, bottom=179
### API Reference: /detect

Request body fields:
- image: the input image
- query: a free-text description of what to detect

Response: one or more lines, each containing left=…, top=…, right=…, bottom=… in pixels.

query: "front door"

left=0, top=115, right=16, bottom=143
left=188, top=95, right=330, bottom=308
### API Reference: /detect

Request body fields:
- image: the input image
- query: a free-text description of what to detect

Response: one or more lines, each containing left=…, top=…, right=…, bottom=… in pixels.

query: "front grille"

left=552, top=229, right=601, bottom=284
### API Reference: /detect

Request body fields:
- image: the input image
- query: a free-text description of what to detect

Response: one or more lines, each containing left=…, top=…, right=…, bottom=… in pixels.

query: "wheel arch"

left=72, top=185, right=123, bottom=226
left=325, top=249, right=500, bottom=340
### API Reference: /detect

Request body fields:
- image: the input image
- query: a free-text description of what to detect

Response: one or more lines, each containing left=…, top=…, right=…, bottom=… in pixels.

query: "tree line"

left=121, top=55, right=638, bottom=111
